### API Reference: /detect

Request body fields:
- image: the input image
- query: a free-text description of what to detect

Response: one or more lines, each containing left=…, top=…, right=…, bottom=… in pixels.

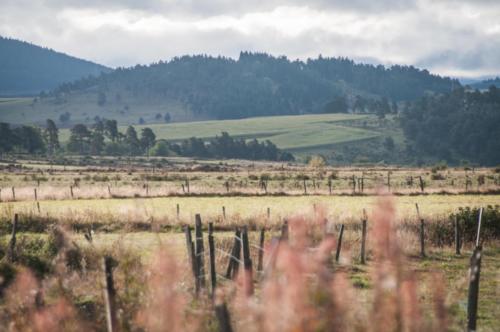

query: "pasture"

left=0, top=162, right=499, bottom=331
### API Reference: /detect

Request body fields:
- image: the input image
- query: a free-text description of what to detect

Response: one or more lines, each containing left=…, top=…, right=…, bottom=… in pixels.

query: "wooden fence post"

left=352, top=175, right=356, bottom=193
left=70, top=185, right=74, bottom=199
left=107, top=185, right=111, bottom=197
left=184, top=225, right=198, bottom=292
left=215, top=301, right=234, bottom=332
left=328, top=178, right=332, bottom=195
left=195, top=214, right=205, bottom=289
left=185, top=179, right=190, bottom=193
left=467, top=246, right=482, bottom=332
left=361, top=216, right=367, bottom=264
left=177, top=204, right=180, bottom=220
left=208, top=222, right=217, bottom=298
left=418, top=176, right=425, bottom=193
left=455, top=215, right=461, bottom=255
left=257, top=228, right=265, bottom=273
left=335, top=224, right=345, bottom=263
left=103, top=256, right=118, bottom=332
left=387, top=171, right=391, bottom=192
left=241, top=226, right=254, bottom=295
left=416, top=203, right=425, bottom=257
left=303, top=179, right=307, bottom=195
left=37, top=201, right=41, bottom=214
left=7, top=214, right=18, bottom=262
left=281, top=220, right=289, bottom=242
left=222, top=206, right=226, bottom=220
left=226, top=229, right=241, bottom=280
left=11, top=186, right=15, bottom=201
left=267, top=207, right=270, bottom=221
left=34, top=188, right=38, bottom=201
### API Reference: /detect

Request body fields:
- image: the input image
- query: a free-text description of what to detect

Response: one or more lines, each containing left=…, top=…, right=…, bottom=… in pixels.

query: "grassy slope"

left=0, top=95, right=194, bottom=126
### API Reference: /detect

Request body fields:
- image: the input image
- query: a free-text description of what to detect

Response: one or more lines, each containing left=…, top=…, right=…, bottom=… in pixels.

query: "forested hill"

left=468, top=77, right=500, bottom=90
left=51, top=52, right=458, bottom=120
left=401, top=86, right=500, bottom=166
left=0, top=36, right=110, bottom=96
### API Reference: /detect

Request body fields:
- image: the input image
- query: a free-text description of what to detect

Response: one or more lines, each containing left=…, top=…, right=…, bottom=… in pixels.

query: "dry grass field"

left=0, top=162, right=499, bottom=331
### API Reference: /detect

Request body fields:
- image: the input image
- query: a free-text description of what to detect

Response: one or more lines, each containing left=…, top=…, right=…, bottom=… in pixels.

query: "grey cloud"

left=0, top=0, right=499, bottom=78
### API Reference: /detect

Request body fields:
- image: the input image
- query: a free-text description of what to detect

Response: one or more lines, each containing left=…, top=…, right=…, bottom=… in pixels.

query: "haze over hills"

left=0, top=36, right=110, bottom=96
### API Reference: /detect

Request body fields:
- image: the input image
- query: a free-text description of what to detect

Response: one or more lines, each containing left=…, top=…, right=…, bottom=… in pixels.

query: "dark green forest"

left=51, top=52, right=458, bottom=120
left=0, top=36, right=110, bottom=96
left=401, top=86, right=500, bottom=166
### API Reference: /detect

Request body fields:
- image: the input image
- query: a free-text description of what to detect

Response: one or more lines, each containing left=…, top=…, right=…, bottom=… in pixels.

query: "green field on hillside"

left=56, top=113, right=380, bottom=151
left=0, top=95, right=194, bottom=125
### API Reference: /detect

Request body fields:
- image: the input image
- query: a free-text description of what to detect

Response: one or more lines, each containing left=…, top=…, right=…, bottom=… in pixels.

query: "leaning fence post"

left=7, top=214, right=18, bottom=262
left=418, top=176, right=425, bottom=193
left=454, top=215, right=461, bottom=255
left=11, top=187, right=15, bottom=201
left=184, top=225, right=198, bottom=292
left=467, top=246, right=482, bottom=332
left=241, top=226, right=253, bottom=296
left=226, top=229, right=241, bottom=280
left=335, top=224, right=345, bottom=263
left=36, top=201, right=41, bottom=214
left=475, top=207, right=483, bottom=248
left=257, top=228, right=265, bottom=273
left=34, top=188, right=38, bottom=201
left=195, top=214, right=206, bottom=289
left=103, top=256, right=118, bottom=332
left=361, top=211, right=367, bottom=264
left=208, top=222, right=217, bottom=298
left=70, top=185, right=74, bottom=199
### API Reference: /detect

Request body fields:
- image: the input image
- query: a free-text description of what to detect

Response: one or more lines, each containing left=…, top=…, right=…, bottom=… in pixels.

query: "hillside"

left=0, top=36, right=110, bottom=96
left=0, top=52, right=458, bottom=126
left=468, top=77, right=500, bottom=90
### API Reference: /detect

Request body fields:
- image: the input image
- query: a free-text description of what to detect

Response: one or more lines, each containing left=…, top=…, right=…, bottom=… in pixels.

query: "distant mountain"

left=44, top=52, right=458, bottom=122
left=0, top=36, right=110, bottom=96
left=467, top=77, right=500, bottom=90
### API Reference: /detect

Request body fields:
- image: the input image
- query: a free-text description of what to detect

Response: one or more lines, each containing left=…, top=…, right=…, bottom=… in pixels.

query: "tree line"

left=0, top=119, right=293, bottom=162
left=401, top=85, right=500, bottom=166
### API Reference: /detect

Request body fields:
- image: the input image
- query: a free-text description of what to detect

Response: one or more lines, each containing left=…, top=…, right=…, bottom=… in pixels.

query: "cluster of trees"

left=323, top=95, right=397, bottom=118
left=0, top=119, right=293, bottom=162
left=154, top=132, right=294, bottom=161
left=401, top=86, right=500, bottom=165
left=49, top=52, right=457, bottom=120
left=0, top=122, right=46, bottom=154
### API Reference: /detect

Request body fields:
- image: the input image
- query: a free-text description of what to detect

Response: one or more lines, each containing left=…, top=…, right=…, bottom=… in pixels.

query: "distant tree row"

left=49, top=52, right=457, bottom=120
left=0, top=119, right=293, bottom=162
left=401, top=86, right=500, bottom=165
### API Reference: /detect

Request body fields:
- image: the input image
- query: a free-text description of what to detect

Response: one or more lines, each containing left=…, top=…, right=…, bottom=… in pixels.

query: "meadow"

left=0, top=162, right=499, bottom=331
left=54, top=113, right=380, bottom=152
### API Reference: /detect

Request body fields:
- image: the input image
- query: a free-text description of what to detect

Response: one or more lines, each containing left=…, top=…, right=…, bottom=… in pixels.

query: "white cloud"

left=0, top=0, right=499, bottom=78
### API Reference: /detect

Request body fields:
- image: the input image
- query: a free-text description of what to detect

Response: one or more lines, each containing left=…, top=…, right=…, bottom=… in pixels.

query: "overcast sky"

left=1, top=0, right=499, bottom=78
